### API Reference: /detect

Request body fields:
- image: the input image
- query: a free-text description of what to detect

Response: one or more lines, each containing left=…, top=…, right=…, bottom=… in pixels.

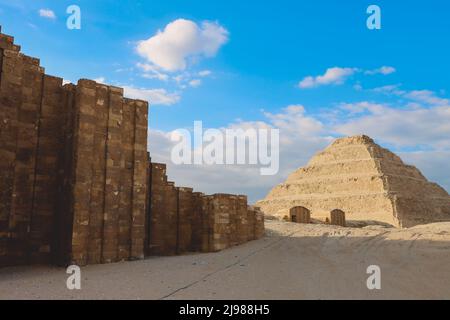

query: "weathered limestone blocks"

left=0, top=30, right=63, bottom=266
left=236, top=195, right=249, bottom=245
left=0, top=28, right=264, bottom=268
left=68, top=80, right=148, bottom=266
left=254, top=207, right=265, bottom=239
left=177, top=187, right=194, bottom=254
left=257, top=135, right=450, bottom=228
left=0, top=29, right=148, bottom=267
left=147, top=162, right=168, bottom=255
left=190, top=192, right=204, bottom=252
left=147, top=162, right=265, bottom=256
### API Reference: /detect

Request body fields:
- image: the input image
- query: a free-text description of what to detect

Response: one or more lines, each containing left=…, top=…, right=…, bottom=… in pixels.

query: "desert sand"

left=1, top=220, right=450, bottom=300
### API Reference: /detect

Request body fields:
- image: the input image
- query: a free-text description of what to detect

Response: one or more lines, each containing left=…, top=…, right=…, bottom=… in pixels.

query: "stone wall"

left=0, top=29, right=148, bottom=267
left=147, top=162, right=265, bottom=256
left=0, top=28, right=264, bottom=268
left=67, top=81, right=148, bottom=266
left=0, top=30, right=66, bottom=266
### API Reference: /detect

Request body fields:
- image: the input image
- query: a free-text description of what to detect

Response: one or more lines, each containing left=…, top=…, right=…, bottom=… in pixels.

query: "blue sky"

left=1, top=0, right=449, bottom=201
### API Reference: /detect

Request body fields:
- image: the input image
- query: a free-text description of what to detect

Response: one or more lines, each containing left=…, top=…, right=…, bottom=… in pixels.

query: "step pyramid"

left=256, top=135, right=450, bottom=227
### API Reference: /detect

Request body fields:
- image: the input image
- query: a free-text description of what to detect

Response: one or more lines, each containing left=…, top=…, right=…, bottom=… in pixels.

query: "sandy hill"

left=256, top=135, right=450, bottom=227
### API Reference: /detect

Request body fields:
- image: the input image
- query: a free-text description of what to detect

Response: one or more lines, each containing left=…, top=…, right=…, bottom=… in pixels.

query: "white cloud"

left=123, top=86, right=180, bottom=106
left=353, top=83, right=363, bottom=91
left=136, top=19, right=229, bottom=72
left=370, top=84, right=405, bottom=95
left=147, top=94, right=450, bottom=202
left=365, top=66, right=396, bottom=75
left=39, top=9, right=56, bottom=19
left=299, top=66, right=396, bottom=89
left=198, top=70, right=212, bottom=77
left=94, top=77, right=106, bottom=84
left=148, top=105, right=333, bottom=202
left=142, top=73, right=170, bottom=81
left=173, top=74, right=185, bottom=84
left=90, top=76, right=179, bottom=106
left=334, top=103, right=450, bottom=149
left=405, top=90, right=449, bottom=106
left=299, top=67, right=358, bottom=89
left=189, top=79, right=202, bottom=88
left=339, top=101, right=386, bottom=115
left=137, top=63, right=170, bottom=81
left=371, top=85, right=449, bottom=106
left=115, top=67, right=134, bottom=73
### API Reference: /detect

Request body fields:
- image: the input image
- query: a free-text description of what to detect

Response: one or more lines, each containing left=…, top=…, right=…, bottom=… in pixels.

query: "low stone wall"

left=147, top=162, right=265, bottom=256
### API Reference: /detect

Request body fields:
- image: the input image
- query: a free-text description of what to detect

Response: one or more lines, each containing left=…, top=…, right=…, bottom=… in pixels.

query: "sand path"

left=1, top=221, right=450, bottom=300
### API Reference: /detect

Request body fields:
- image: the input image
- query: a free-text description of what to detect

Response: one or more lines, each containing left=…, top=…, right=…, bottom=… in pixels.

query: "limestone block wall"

left=254, top=208, right=265, bottom=239
left=0, top=28, right=264, bottom=268
left=67, top=80, right=148, bottom=266
left=177, top=187, right=194, bottom=253
left=190, top=192, right=204, bottom=252
left=0, top=30, right=148, bottom=267
left=147, top=162, right=177, bottom=255
left=0, top=31, right=68, bottom=266
left=147, top=162, right=265, bottom=256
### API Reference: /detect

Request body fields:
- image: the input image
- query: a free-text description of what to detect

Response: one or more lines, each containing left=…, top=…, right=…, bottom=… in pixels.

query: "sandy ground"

left=1, top=220, right=450, bottom=300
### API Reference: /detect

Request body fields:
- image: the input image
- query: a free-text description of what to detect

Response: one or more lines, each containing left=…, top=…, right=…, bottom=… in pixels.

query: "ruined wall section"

left=0, top=28, right=261, bottom=267
left=0, top=31, right=70, bottom=266
left=0, top=30, right=148, bottom=267
left=147, top=162, right=265, bottom=256
left=69, top=80, right=148, bottom=266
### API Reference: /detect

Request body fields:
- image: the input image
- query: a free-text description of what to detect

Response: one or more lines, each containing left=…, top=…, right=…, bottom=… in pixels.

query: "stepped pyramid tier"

left=256, top=135, right=450, bottom=228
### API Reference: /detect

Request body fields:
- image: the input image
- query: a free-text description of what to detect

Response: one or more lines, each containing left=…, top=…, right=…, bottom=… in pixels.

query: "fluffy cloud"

left=370, top=85, right=449, bottom=107
left=405, top=90, right=449, bottom=106
left=370, top=84, right=405, bottom=95
left=189, top=79, right=202, bottom=88
left=39, top=9, right=56, bottom=19
left=334, top=103, right=450, bottom=149
left=198, top=70, right=212, bottom=77
left=339, top=101, right=385, bottom=115
left=94, top=77, right=106, bottom=84
left=136, top=19, right=229, bottom=72
left=89, top=76, right=180, bottom=106
left=299, top=67, right=358, bottom=89
left=137, top=63, right=170, bottom=81
left=147, top=92, right=450, bottom=202
left=334, top=89, right=450, bottom=149
left=299, top=66, right=396, bottom=89
left=148, top=106, right=333, bottom=202
left=123, top=86, right=180, bottom=106
left=365, top=66, right=396, bottom=75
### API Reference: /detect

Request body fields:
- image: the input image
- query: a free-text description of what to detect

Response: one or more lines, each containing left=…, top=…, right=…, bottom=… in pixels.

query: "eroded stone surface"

left=256, top=135, right=450, bottom=227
